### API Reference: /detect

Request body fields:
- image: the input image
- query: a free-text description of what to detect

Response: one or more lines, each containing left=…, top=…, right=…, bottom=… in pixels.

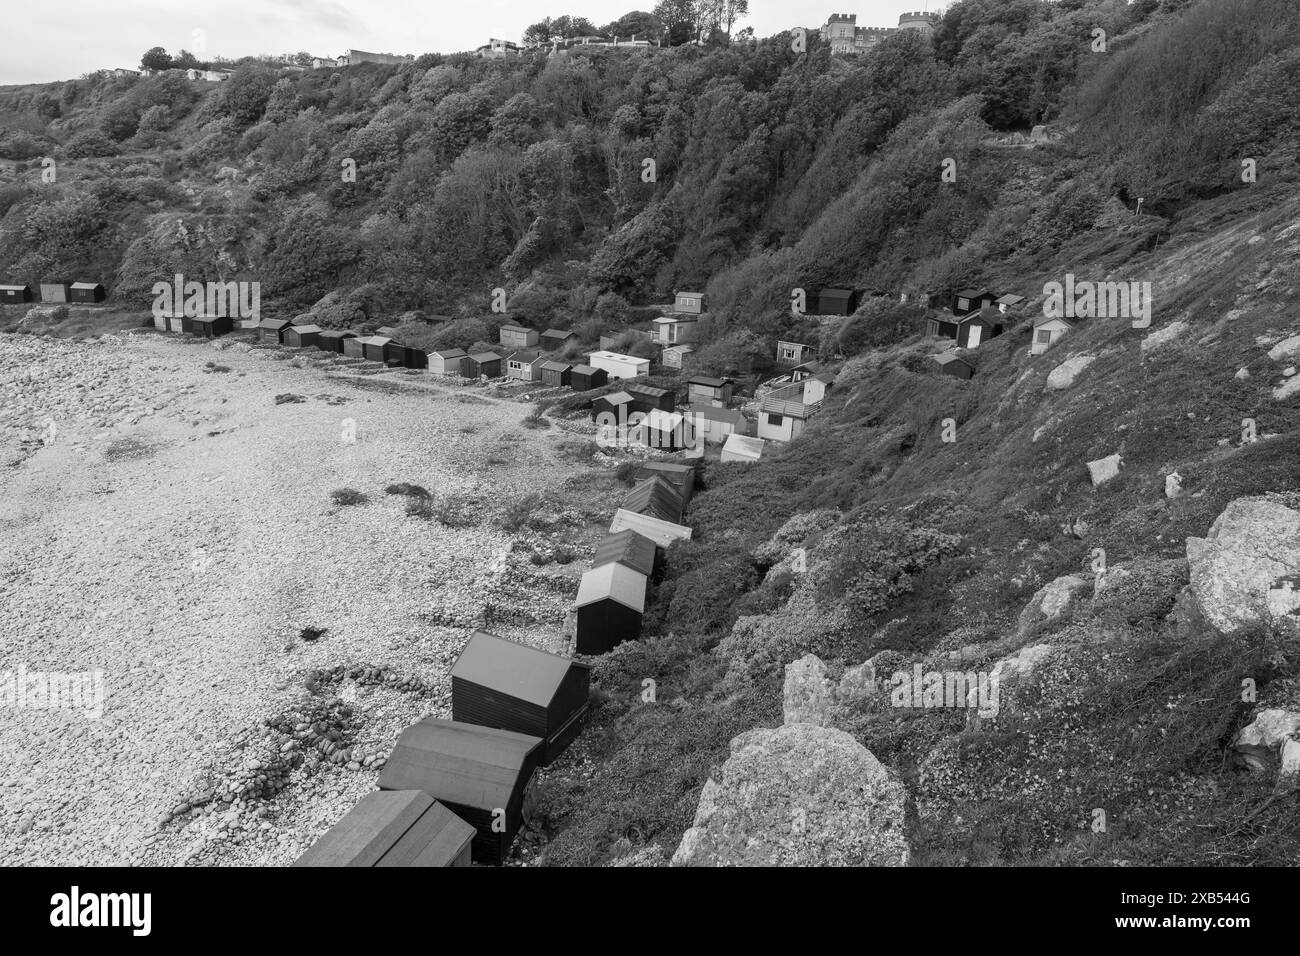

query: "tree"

left=174, top=49, right=200, bottom=70
left=696, top=0, right=749, bottom=40
left=140, top=47, right=173, bottom=71
left=602, top=10, right=665, bottom=41
left=652, top=0, right=701, bottom=45
left=523, top=15, right=600, bottom=46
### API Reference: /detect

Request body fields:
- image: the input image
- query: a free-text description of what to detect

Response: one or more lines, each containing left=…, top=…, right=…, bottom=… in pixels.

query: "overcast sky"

left=2, top=1, right=939, bottom=85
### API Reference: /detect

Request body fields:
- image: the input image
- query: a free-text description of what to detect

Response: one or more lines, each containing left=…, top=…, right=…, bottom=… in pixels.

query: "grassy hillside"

left=4, top=0, right=1300, bottom=866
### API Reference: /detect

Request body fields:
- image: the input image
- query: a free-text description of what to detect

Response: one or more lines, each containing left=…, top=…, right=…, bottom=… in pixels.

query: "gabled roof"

left=575, top=562, right=647, bottom=613
left=570, top=364, right=599, bottom=375
left=468, top=351, right=501, bottom=362
left=506, top=349, right=541, bottom=364
left=592, top=529, right=658, bottom=578
left=539, top=360, right=572, bottom=373
left=609, top=509, right=692, bottom=547
left=0, top=284, right=31, bottom=291
left=70, top=281, right=104, bottom=290
left=289, top=324, right=322, bottom=334
left=642, top=408, right=686, bottom=435
left=663, top=345, right=695, bottom=355
left=676, top=290, right=705, bottom=297
left=317, top=329, right=357, bottom=339
left=376, top=326, right=397, bottom=336
left=259, top=319, right=292, bottom=330
left=956, top=288, right=991, bottom=298
left=379, top=719, right=542, bottom=811
left=624, top=474, right=685, bottom=523
left=596, top=390, right=634, bottom=405
left=542, top=328, right=575, bottom=338
left=624, top=383, right=669, bottom=399
left=451, top=631, right=589, bottom=708
left=997, top=293, right=1026, bottom=306
left=687, top=374, right=732, bottom=388
left=431, top=348, right=467, bottom=359
left=367, top=335, right=394, bottom=345
left=653, top=314, right=698, bottom=324
left=499, top=323, right=532, bottom=334
left=1033, top=315, right=1073, bottom=329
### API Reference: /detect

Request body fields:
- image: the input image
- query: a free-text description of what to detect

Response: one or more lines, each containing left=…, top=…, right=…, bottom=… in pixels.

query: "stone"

left=783, top=654, right=834, bottom=727
left=671, top=723, right=909, bottom=867
left=1016, top=575, right=1088, bottom=637
left=1273, top=376, right=1300, bottom=401
left=1140, top=320, right=1188, bottom=352
left=1086, top=453, right=1122, bottom=486
left=1045, top=354, right=1095, bottom=391
left=1235, top=367, right=1251, bottom=380
left=1165, top=471, right=1182, bottom=499
left=1186, top=497, right=1300, bottom=636
left=1266, top=334, right=1300, bottom=362
left=1233, top=709, right=1300, bottom=778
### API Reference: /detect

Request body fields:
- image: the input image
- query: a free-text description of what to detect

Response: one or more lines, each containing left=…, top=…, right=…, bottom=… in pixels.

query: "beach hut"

left=39, top=282, right=72, bottom=304
left=997, top=293, right=1026, bottom=313
left=383, top=341, right=411, bottom=367
left=662, top=344, right=695, bottom=370
left=623, top=475, right=686, bottom=524
left=505, top=349, right=543, bottom=381
left=608, top=508, right=692, bottom=548
left=0, top=284, right=33, bottom=304
left=403, top=347, right=428, bottom=370
left=932, top=352, right=974, bottom=380
left=1030, top=316, right=1071, bottom=356
left=574, top=562, right=648, bottom=655
left=316, top=330, right=357, bottom=353
left=343, top=335, right=368, bottom=359
left=190, top=315, right=233, bottom=338
left=462, top=351, right=502, bottom=378
left=638, top=409, right=696, bottom=452
left=375, top=326, right=398, bottom=337
left=590, top=390, right=634, bottom=424
left=721, top=434, right=766, bottom=464
left=429, top=349, right=467, bottom=375
left=673, top=291, right=705, bottom=314
left=954, top=306, right=1004, bottom=348
left=690, top=404, right=748, bottom=444
left=686, top=374, right=733, bottom=407
left=363, top=336, right=392, bottom=362
left=651, top=314, right=699, bottom=346
left=569, top=365, right=608, bottom=391
left=817, top=287, right=860, bottom=316
left=450, top=631, right=591, bottom=764
left=541, top=329, right=576, bottom=351
left=776, top=340, right=817, bottom=367
left=378, top=719, right=543, bottom=866
left=954, top=289, right=998, bottom=315
left=283, top=324, right=322, bottom=349
left=499, top=324, right=539, bottom=349
left=69, top=281, right=107, bottom=304
left=293, top=791, right=475, bottom=868
left=585, top=350, right=650, bottom=381
left=539, top=361, right=572, bottom=387
left=592, top=528, right=659, bottom=579
left=633, top=462, right=695, bottom=505
left=624, top=383, right=675, bottom=415
left=258, top=318, right=292, bottom=344
left=167, top=314, right=186, bottom=333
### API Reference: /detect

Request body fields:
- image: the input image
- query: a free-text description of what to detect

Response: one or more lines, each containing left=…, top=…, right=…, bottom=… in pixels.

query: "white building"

left=585, top=350, right=650, bottom=380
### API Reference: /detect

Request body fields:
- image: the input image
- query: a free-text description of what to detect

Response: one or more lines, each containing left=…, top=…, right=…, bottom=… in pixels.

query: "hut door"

left=966, top=324, right=982, bottom=348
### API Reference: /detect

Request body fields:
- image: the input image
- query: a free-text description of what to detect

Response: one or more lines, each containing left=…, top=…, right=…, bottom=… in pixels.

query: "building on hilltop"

left=337, top=50, right=414, bottom=67
left=821, top=11, right=939, bottom=55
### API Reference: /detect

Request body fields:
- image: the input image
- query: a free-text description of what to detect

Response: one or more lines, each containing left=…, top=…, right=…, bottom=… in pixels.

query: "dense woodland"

left=4, top=0, right=1300, bottom=865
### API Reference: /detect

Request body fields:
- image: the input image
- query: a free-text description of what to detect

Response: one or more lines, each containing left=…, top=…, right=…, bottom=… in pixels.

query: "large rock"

left=1017, top=574, right=1088, bottom=637
left=783, top=654, right=834, bottom=727
left=1267, top=334, right=1300, bottom=362
left=1045, top=354, right=1095, bottom=390
left=1233, top=709, right=1300, bottom=783
left=1186, top=497, right=1300, bottom=636
left=1086, top=453, right=1123, bottom=486
left=671, top=724, right=909, bottom=867
left=1140, top=320, right=1188, bottom=352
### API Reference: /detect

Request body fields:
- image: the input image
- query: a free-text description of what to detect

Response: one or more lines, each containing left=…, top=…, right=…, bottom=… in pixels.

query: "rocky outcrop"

left=1045, top=354, right=1095, bottom=390
left=672, top=724, right=909, bottom=867
left=1140, top=320, right=1188, bottom=352
left=1185, top=497, right=1300, bottom=636
left=783, top=655, right=834, bottom=726
left=1086, top=453, right=1122, bottom=486
left=1017, top=574, right=1089, bottom=636
left=1233, top=709, right=1300, bottom=789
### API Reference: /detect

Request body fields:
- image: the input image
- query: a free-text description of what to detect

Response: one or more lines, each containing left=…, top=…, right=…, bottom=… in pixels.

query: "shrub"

left=385, top=482, right=431, bottom=498
left=65, top=129, right=117, bottom=158
left=331, top=487, right=368, bottom=506
left=817, top=515, right=962, bottom=618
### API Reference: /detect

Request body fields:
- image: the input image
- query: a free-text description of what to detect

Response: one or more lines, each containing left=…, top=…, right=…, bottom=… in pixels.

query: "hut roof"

left=451, top=631, right=588, bottom=709
left=687, top=374, right=731, bottom=388
left=608, top=508, right=692, bottom=547
left=689, top=404, right=745, bottom=425
left=431, top=348, right=467, bottom=359
left=722, top=434, right=765, bottom=461
left=592, top=529, right=657, bottom=578
left=379, top=719, right=541, bottom=811
left=507, top=349, right=541, bottom=364
left=624, top=475, right=685, bottom=523
left=539, top=361, right=571, bottom=373
left=290, top=324, right=322, bottom=335
left=575, top=562, right=647, bottom=613
left=468, top=351, right=501, bottom=362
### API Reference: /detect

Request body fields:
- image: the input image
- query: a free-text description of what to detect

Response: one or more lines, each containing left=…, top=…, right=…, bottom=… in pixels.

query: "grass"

left=404, top=497, right=436, bottom=520
left=103, top=436, right=154, bottom=461
left=385, top=482, right=431, bottom=499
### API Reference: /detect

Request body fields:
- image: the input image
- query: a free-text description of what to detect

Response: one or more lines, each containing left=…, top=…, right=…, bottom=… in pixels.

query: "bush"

left=817, top=515, right=962, bottom=618
left=65, top=129, right=117, bottom=158
left=385, top=482, right=431, bottom=498
left=331, top=487, right=368, bottom=506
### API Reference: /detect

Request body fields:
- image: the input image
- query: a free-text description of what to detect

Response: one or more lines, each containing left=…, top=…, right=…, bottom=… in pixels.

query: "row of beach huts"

left=295, top=461, right=701, bottom=867
left=0, top=281, right=107, bottom=305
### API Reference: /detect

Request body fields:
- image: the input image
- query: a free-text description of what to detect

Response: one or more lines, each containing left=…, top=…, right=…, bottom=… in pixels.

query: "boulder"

left=1232, top=709, right=1300, bottom=778
left=1235, top=367, right=1251, bottom=380
left=671, top=724, right=909, bottom=867
left=966, top=643, right=1053, bottom=714
left=1045, top=354, right=1095, bottom=390
left=1017, top=575, right=1088, bottom=636
left=1086, top=453, right=1123, bottom=486
left=1165, top=471, right=1183, bottom=499
left=1267, top=334, right=1300, bottom=362
left=1186, top=497, right=1300, bottom=636
left=783, top=654, right=833, bottom=727
left=1140, top=320, right=1187, bottom=352
left=1273, top=376, right=1300, bottom=401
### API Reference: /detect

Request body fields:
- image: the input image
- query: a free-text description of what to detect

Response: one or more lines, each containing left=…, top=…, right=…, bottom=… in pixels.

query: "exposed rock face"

left=1267, top=334, right=1300, bottom=361
left=1086, top=453, right=1123, bottom=486
left=1045, top=354, right=1095, bottom=390
left=1017, top=575, right=1088, bottom=636
left=1185, top=497, right=1300, bottom=636
left=783, top=655, right=834, bottom=727
left=671, top=724, right=909, bottom=867
left=1233, top=709, right=1300, bottom=789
